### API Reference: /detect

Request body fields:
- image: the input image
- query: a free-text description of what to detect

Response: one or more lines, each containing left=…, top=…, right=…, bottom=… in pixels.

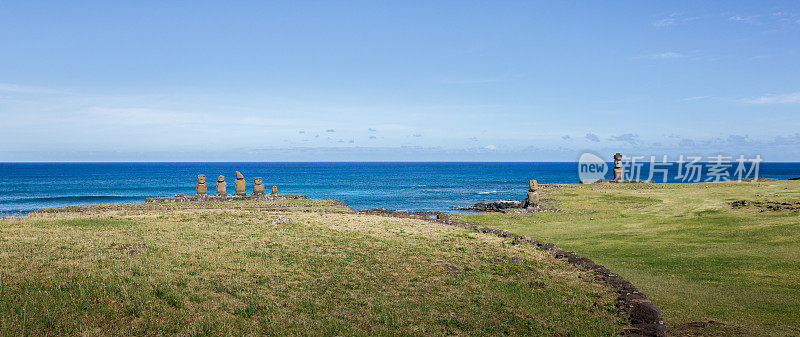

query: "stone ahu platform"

left=145, top=194, right=308, bottom=203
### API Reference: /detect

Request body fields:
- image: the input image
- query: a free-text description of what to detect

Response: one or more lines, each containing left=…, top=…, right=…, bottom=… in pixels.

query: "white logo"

left=578, top=152, right=608, bottom=183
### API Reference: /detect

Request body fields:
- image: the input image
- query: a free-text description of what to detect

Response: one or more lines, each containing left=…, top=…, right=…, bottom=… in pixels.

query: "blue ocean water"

left=1, top=162, right=799, bottom=215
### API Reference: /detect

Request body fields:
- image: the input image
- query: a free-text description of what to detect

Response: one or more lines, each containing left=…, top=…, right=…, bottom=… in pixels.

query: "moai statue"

left=272, top=185, right=278, bottom=195
left=524, top=179, right=539, bottom=207
left=216, top=175, right=227, bottom=196
left=196, top=174, right=207, bottom=196
left=234, top=171, right=246, bottom=196
left=613, top=153, right=623, bottom=181
left=253, top=177, right=266, bottom=195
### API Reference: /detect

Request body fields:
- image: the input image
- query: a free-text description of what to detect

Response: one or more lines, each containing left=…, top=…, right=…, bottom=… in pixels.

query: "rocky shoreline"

left=452, top=200, right=523, bottom=212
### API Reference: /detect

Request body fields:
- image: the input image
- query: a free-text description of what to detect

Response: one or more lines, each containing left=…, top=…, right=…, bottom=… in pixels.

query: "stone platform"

left=145, top=194, right=308, bottom=203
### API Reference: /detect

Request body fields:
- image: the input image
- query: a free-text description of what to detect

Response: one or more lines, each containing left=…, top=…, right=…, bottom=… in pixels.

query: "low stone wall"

left=145, top=194, right=307, bottom=203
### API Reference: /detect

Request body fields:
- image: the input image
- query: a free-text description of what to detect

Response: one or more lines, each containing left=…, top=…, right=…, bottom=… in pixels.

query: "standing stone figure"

left=253, top=177, right=266, bottom=195
left=613, top=153, right=623, bottom=181
left=272, top=185, right=278, bottom=195
left=234, top=171, right=246, bottom=196
left=216, top=175, right=227, bottom=196
left=524, top=179, right=539, bottom=208
left=196, top=174, right=207, bottom=196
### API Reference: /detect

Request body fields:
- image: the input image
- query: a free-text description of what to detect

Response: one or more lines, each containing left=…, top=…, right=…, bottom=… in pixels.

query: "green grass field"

left=0, top=200, right=626, bottom=336
left=459, top=180, right=800, bottom=336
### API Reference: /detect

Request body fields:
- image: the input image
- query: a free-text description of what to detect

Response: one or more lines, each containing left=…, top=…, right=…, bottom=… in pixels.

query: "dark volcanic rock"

left=730, top=199, right=800, bottom=211
left=452, top=200, right=522, bottom=212
left=627, top=299, right=666, bottom=336
left=789, top=177, right=800, bottom=180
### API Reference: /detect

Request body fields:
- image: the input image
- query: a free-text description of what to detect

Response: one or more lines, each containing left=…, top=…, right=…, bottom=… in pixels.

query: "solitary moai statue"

left=272, top=185, right=278, bottom=195
left=613, top=153, right=623, bottom=181
left=253, top=177, right=265, bottom=195
left=524, top=179, right=539, bottom=207
left=196, top=174, right=207, bottom=196
left=216, top=175, right=227, bottom=196
left=234, top=171, right=246, bottom=196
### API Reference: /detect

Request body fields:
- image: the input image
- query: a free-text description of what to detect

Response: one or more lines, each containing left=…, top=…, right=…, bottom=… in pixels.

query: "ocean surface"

left=2, top=162, right=800, bottom=215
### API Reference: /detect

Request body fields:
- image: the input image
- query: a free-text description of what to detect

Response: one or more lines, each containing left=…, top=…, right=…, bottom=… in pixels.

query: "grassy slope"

left=0, top=200, right=625, bottom=336
left=459, top=181, right=800, bottom=336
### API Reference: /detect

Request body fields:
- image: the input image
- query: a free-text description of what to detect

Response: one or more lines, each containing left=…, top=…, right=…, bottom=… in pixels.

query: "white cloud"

left=681, top=96, right=711, bottom=102
left=652, top=14, right=698, bottom=28
left=0, top=83, right=61, bottom=94
left=740, top=92, right=800, bottom=104
left=438, top=78, right=503, bottom=85
left=652, top=18, right=676, bottom=27
left=370, top=124, right=413, bottom=131
left=608, top=133, right=640, bottom=145
left=727, top=134, right=749, bottom=145
left=82, top=106, right=297, bottom=133
left=84, top=107, right=195, bottom=125
left=728, top=15, right=757, bottom=23
left=483, top=145, right=497, bottom=150
left=649, top=52, right=684, bottom=59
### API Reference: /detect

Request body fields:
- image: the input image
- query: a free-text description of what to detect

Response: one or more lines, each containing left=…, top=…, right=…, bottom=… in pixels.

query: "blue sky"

left=1, top=1, right=799, bottom=161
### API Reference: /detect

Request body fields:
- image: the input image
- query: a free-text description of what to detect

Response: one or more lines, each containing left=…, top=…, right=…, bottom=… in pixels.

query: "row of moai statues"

left=195, top=171, right=277, bottom=196
left=523, top=179, right=539, bottom=208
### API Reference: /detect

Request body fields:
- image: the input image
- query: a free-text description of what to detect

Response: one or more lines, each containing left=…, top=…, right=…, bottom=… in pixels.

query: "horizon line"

left=2, top=161, right=800, bottom=164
